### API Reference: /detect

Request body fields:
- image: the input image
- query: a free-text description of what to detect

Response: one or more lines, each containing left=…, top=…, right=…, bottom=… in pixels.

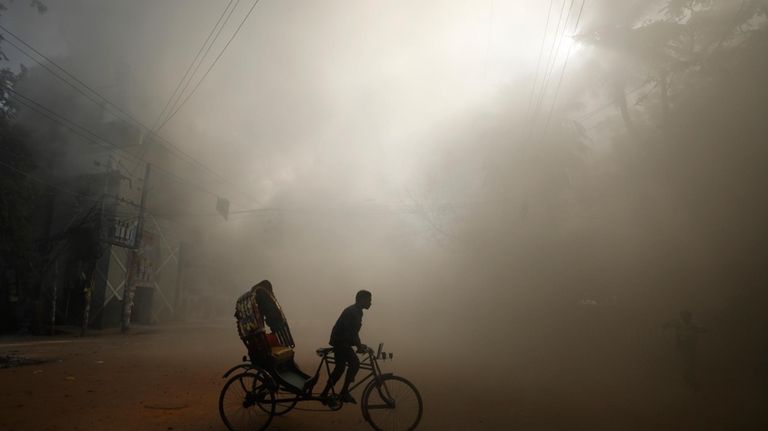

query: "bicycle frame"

left=314, top=349, right=392, bottom=395
left=222, top=348, right=395, bottom=407
left=219, top=345, right=423, bottom=431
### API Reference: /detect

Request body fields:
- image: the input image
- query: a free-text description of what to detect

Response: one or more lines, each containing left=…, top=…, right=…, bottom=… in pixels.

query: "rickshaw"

left=219, top=325, right=423, bottom=431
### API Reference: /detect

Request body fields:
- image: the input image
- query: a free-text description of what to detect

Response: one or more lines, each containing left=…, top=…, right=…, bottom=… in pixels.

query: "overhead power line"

left=540, top=0, right=588, bottom=136
left=0, top=155, right=144, bottom=217
left=130, top=0, right=238, bottom=175
left=154, top=0, right=238, bottom=129
left=0, top=22, right=260, bottom=203
left=0, top=31, right=143, bottom=130
left=0, top=25, right=227, bottom=186
left=530, top=0, right=575, bottom=133
left=6, top=86, right=237, bottom=201
left=524, top=0, right=570, bottom=141
left=157, top=0, right=262, bottom=129
left=525, top=0, right=556, bottom=124
left=7, top=86, right=112, bottom=147
left=0, top=157, right=102, bottom=204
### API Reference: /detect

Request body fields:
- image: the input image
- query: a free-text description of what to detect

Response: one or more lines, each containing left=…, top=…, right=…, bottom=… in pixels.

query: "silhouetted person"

left=235, top=280, right=287, bottom=365
left=320, top=290, right=372, bottom=404
left=663, top=310, right=707, bottom=390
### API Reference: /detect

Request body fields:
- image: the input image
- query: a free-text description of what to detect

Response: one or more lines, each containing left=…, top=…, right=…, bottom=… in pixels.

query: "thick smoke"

left=6, top=0, right=768, bottom=428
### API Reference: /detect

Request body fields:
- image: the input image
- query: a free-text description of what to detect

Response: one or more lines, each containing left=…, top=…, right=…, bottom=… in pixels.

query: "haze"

left=2, top=0, right=767, bottom=429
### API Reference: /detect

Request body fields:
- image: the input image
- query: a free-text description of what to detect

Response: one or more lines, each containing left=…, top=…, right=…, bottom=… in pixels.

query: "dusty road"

left=1, top=322, right=441, bottom=431
left=1, top=322, right=766, bottom=430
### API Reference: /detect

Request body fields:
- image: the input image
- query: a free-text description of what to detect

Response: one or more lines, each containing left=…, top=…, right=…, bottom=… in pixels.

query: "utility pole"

left=50, top=261, right=58, bottom=335
left=80, top=264, right=96, bottom=336
left=122, top=163, right=151, bottom=333
left=81, top=156, right=111, bottom=336
left=173, top=242, right=185, bottom=321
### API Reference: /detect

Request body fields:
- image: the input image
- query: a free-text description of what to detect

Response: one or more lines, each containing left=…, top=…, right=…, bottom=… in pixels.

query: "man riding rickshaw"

left=225, top=281, right=422, bottom=431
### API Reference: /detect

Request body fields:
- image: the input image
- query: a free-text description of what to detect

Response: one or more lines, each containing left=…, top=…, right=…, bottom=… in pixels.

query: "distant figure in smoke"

left=320, top=290, right=373, bottom=404
left=234, top=280, right=287, bottom=365
left=663, top=310, right=708, bottom=390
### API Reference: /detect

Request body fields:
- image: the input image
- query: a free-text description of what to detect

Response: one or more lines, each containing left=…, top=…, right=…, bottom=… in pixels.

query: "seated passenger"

left=235, top=279, right=288, bottom=366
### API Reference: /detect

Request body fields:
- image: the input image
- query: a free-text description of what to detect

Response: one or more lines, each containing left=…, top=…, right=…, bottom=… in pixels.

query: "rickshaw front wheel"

left=361, top=375, right=423, bottom=431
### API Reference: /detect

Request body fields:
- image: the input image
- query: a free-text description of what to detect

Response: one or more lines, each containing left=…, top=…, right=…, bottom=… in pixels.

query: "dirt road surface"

left=1, top=322, right=766, bottom=430
left=0, top=322, right=430, bottom=431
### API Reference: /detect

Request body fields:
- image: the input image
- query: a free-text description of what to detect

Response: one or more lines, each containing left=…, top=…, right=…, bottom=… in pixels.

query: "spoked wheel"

left=219, top=371, right=276, bottom=431
left=259, top=388, right=298, bottom=416
left=362, top=375, right=423, bottom=431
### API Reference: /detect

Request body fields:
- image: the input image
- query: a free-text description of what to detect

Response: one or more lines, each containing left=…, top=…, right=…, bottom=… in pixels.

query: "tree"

left=0, top=1, right=48, bottom=332
left=573, top=0, right=768, bottom=343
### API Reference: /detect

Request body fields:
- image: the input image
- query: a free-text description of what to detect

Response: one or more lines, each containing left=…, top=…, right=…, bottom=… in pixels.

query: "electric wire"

left=130, top=0, right=237, bottom=175
left=0, top=149, right=149, bottom=242
left=540, top=0, right=588, bottom=137
left=158, top=0, right=262, bottom=129
left=0, top=23, right=260, bottom=203
left=524, top=0, right=570, bottom=140
left=6, top=87, right=237, bottom=201
left=0, top=157, right=102, bottom=203
left=0, top=29, right=141, bottom=130
left=7, top=87, right=116, bottom=151
left=529, top=0, right=575, bottom=135
left=0, top=147, right=138, bottom=217
left=159, top=0, right=241, bottom=129
left=153, top=0, right=237, bottom=130
left=525, top=0, right=556, bottom=124
left=0, top=26, right=238, bottom=191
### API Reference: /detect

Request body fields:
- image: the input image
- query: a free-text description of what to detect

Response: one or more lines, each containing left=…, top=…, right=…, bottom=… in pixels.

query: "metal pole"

left=50, top=261, right=58, bottom=335
left=80, top=264, right=95, bottom=337
left=82, top=157, right=110, bottom=336
left=173, top=243, right=184, bottom=321
left=122, top=163, right=151, bottom=333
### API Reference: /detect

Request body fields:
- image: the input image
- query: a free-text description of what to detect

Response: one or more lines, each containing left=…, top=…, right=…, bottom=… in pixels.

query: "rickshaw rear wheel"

left=219, top=371, right=276, bottom=431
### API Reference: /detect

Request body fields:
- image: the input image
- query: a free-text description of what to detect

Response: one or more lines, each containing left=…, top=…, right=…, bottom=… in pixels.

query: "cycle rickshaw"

left=219, top=325, right=423, bottom=431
